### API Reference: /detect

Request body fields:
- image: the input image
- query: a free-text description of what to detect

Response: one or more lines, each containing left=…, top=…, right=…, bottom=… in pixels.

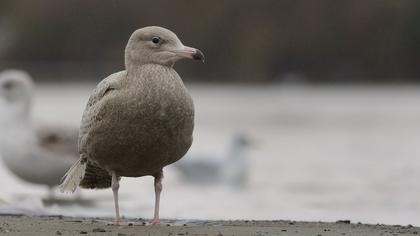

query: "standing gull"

left=60, top=26, right=204, bottom=225
left=173, top=133, right=252, bottom=188
left=0, top=70, right=78, bottom=193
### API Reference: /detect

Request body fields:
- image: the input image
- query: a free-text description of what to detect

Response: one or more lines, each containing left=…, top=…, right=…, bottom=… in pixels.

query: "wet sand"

left=0, top=215, right=417, bottom=236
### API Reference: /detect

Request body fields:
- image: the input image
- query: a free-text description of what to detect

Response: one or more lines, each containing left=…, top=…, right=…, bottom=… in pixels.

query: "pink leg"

left=111, top=172, right=121, bottom=225
left=151, top=171, right=163, bottom=225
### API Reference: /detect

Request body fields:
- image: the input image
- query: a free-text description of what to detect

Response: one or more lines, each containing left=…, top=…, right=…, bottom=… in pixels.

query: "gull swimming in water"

left=0, top=70, right=78, bottom=194
left=60, top=26, right=204, bottom=225
left=173, top=133, right=252, bottom=188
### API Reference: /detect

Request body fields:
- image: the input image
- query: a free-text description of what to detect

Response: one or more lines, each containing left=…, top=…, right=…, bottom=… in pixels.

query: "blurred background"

left=0, top=0, right=420, bottom=225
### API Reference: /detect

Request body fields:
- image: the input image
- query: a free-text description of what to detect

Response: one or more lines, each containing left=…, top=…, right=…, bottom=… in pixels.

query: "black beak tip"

left=193, top=49, right=205, bottom=63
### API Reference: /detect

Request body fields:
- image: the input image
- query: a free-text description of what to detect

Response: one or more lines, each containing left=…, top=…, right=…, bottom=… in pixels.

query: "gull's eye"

left=3, top=81, right=14, bottom=90
left=152, top=37, right=161, bottom=44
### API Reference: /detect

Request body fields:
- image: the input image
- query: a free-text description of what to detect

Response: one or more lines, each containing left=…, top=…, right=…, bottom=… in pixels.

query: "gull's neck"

left=2, top=101, right=31, bottom=123
left=125, top=63, right=174, bottom=83
left=0, top=104, right=34, bottom=164
left=0, top=101, right=31, bottom=129
left=227, top=140, right=245, bottom=161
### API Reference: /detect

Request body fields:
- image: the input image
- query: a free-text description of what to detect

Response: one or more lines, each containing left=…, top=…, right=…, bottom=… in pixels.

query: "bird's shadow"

left=41, top=192, right=134, bottom=207
left=42, top=196, right=96, bottom=207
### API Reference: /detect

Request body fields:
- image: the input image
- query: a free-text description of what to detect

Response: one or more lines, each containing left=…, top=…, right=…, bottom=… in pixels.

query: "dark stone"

left=336, top=220, right=351, bottom=224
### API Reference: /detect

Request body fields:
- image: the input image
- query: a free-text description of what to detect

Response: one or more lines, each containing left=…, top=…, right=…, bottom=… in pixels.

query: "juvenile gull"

left=60, top=26, right=204, bottom=224
left=0, top=70, right=78, bottom=192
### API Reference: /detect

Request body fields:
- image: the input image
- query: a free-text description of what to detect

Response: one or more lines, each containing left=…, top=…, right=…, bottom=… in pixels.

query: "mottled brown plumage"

left=60, top=26, right=204, bottom=224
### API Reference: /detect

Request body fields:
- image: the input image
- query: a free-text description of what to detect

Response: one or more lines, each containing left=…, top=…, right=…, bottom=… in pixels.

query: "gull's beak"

left=173, top=46, right=205, bottom=63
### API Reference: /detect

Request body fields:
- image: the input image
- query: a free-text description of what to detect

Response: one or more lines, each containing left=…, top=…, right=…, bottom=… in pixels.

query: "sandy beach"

left=0, top=215, right=418, bottom=236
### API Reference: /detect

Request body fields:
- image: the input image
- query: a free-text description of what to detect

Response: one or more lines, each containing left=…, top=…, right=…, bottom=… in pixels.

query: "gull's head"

left=125, top=26, right=205, bottom=68
left=0, top=69, right=34, bottom=113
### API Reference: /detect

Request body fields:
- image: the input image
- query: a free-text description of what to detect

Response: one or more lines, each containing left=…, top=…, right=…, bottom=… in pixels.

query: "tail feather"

left=80, top=161, right=112, bottom=189
left=59, top=158, right=86, bottom=193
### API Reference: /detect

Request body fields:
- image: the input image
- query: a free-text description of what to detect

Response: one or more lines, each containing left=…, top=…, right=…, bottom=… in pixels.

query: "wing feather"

left=36, top=124, right=79, bottom=158
left=60, top=71, right=126, bottom=192
left=78, top=71, right=126, bottom=154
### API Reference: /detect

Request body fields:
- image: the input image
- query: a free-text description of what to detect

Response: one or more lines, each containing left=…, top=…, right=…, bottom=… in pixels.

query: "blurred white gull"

left=173, top=133, right=252, bottom=188
left=0, top=70, right=78, bottom=193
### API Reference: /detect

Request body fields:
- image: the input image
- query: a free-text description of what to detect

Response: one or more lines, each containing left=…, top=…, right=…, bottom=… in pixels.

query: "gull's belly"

left=87, top=93, right=194, bottom=177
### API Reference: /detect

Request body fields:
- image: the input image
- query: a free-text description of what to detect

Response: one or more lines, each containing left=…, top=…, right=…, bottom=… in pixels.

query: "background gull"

left=0, top=69, right=79, bottom=196
left=173, top=133, right=252, bottom=188
left=60, top=26, right=204, bottom=225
